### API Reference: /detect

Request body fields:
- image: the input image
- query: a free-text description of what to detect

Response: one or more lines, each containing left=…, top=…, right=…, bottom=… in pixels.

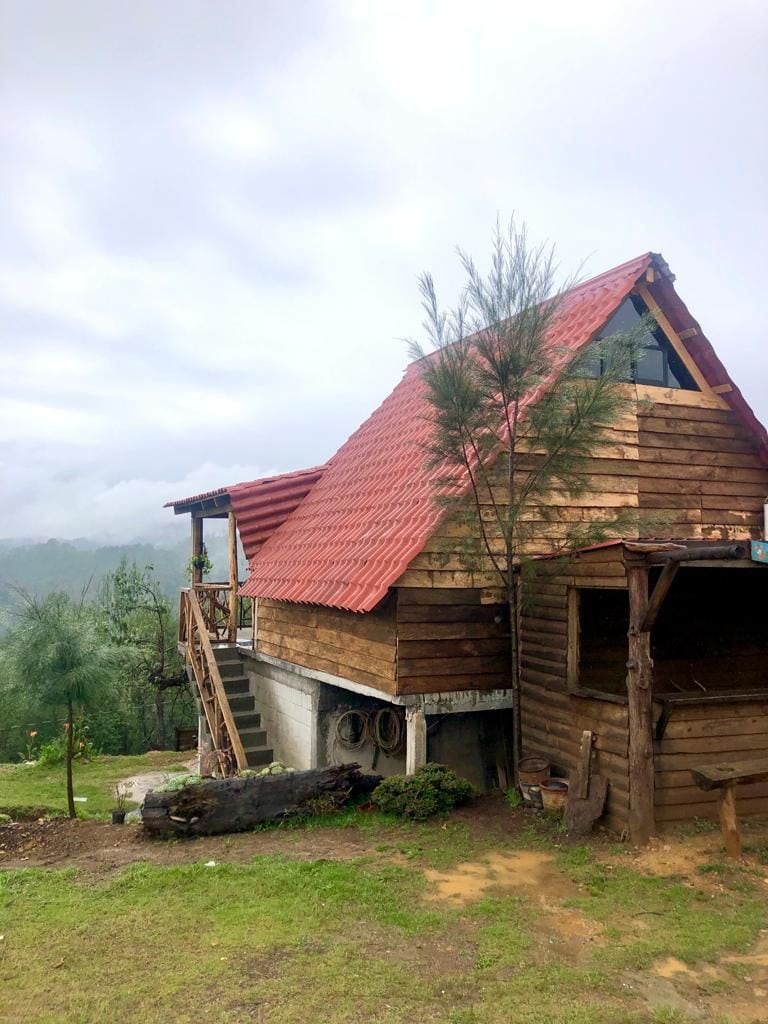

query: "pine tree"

left=409, top=220, right=653, bottom=778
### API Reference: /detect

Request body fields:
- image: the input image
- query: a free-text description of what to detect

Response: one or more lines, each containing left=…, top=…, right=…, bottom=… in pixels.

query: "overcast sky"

left=1, top=0, right=766, bottom=543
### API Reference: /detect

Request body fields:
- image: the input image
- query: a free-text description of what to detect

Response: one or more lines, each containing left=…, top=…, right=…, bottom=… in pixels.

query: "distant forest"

left=0, top=535, right=232, bottom=627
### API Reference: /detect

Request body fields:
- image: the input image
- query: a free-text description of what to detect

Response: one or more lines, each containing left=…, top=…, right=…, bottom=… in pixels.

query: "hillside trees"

left=98, top=559, right=194, bottom=750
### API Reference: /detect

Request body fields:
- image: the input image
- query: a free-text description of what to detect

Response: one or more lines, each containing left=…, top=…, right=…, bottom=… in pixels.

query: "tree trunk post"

left=405, top=706, right=427, bottom=775
left=155, top=687, right=166, bottom=749
left=508, top=575, right=522, bottom=779
left=66, top=700, right=76, bottom=819
left=228, top=510, right=239, bottom=642
left=191, top=516, right=204, bottom=586
left=626, top=564, right=655, bottom=845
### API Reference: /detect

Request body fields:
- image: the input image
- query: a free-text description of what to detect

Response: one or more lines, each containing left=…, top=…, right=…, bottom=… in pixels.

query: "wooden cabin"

left=167, top=251, right=768, bottom=835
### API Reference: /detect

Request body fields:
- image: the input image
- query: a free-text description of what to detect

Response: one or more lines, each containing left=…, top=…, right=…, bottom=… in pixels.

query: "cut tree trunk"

left=142, top=764, right=379, bottom=838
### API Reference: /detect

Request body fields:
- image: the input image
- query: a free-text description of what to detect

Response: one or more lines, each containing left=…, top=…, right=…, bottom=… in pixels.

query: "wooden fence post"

left=626, top=564, right=655, bottom=845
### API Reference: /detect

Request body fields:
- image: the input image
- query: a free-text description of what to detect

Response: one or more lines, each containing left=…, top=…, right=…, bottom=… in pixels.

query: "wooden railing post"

left=228, top=511, right=238, bottom=643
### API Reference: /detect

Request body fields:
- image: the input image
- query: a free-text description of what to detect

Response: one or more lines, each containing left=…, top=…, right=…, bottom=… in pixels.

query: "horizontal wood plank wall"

left=655, top=699, right=768, bottom=822
left=396, top=587, right=509, bottom=695
left=256, top=596, right=397, bottom=694
left=520, top=547, right=630, bottom=829
left=395, top=391, right=768, bottom=592
left=636, top=401, right=768, bottom=541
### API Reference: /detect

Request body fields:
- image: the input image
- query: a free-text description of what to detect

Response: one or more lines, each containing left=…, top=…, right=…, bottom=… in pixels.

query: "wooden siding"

left=519, top=546, right=631, bottom=828
left=396, top=587, right=509, bottom=695
left=395, top=389, right=768, bottom=591
left=655, top=699, right=768, bottom=822
left=256, top=595, right=397, bottom=694
left=637, top=403, right=768, bottom=541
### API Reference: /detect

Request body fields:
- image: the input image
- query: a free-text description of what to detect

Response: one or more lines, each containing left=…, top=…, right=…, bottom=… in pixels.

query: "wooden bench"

left=690, top=758, right=768, bottom=858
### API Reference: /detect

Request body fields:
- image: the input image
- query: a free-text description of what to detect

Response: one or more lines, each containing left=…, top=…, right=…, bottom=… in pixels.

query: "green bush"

left=372, top=763, right=474, bottom=820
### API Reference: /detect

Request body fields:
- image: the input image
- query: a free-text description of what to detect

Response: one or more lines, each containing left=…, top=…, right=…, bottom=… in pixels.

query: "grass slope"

left=0, top=751, right=189, bottom=818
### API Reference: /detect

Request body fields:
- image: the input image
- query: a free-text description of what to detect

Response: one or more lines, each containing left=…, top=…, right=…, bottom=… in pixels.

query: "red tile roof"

left=239, top=253, right=662, bottom=611
left=229, top=466, right=327, bottom=564
left=164, top=466, right=326, bottom=564
left=164, top=485, right=228, bottom=509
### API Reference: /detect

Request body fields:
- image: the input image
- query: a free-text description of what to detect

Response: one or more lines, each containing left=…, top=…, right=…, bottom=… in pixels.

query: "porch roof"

left=164, top=465, right=327, bottom=563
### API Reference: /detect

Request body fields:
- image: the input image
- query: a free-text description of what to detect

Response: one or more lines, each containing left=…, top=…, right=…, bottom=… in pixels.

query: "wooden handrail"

left=181, top=588, right=247, bottom=776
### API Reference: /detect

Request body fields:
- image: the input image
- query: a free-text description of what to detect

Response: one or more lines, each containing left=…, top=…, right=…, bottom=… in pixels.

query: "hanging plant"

left=187, top=547, right=213, bottom=579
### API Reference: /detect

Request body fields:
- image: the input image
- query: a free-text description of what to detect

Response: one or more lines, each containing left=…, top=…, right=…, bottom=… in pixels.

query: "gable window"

left=583, top=295, right=699, bottom=391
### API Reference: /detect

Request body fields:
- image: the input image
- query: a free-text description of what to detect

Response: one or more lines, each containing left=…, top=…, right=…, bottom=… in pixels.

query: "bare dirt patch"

left=424, top=849, right=573, bottom=905
left=0, top=818, right=381, bottom=874
left=424, top=849, right=603, bottom=956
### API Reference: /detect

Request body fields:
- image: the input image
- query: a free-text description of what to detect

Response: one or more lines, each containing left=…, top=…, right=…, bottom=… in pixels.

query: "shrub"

left=372, top=763, right=474, bottom=820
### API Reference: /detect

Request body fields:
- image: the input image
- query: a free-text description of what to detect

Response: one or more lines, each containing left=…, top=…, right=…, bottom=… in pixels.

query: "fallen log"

left=141, top=763, right=380, bottom=838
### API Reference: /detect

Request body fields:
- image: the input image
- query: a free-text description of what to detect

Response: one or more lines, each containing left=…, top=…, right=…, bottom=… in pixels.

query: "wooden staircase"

left=179, top=587, right=272, bottom=776
left=213, top=648, right=274, bottom=768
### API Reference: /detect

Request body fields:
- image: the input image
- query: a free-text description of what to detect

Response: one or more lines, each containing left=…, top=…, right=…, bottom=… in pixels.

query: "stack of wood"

left=142, top=763, right=380, bottom=838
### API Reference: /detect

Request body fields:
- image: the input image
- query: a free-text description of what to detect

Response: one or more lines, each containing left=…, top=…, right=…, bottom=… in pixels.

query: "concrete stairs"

left=212, top=647, right=274, bottom=769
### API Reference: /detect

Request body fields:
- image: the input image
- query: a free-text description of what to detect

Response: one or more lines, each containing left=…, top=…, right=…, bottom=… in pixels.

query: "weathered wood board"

left=565, top=774, right=608, bottom=836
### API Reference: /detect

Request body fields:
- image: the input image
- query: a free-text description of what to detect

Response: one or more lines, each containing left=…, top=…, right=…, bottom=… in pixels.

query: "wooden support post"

left=227, top=511, right=238, bottom=643
left=626, top=565, right=656, bottom=845
left=718, top=783, right=742, bottom=859
left=191, top=516, right=204, bottom=586
left=405, top=706, right=427, bottom=775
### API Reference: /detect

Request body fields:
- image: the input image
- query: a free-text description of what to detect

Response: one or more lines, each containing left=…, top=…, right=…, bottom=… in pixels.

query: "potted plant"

left=111, top=782, right=132, bottom=824
left=187, top=547, right=213, bottom=580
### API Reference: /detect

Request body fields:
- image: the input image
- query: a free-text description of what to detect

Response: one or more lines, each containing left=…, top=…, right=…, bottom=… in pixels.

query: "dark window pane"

left=635, top=345, right=665, bottom=386
left=596, top=296, right=700, bottom=391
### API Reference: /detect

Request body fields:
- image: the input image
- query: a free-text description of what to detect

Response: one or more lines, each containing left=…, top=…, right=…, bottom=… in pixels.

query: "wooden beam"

left=636, top=284, right=724, bottom=403
left=677, top=327, right=699, bottom=341
left=626, top=565, right=656, bottom=845
left=228, top=511, right=239, bottom=643
left=712, top=383, right=733, bottom=395
left=646, top=543, right=745, bottom=565
left=191, top=517, right=204, bottom=586
left=641, top=560, right=679, bottom=632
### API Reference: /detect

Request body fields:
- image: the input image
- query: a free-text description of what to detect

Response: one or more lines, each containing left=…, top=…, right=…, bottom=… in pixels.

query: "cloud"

left=1, top=0, right=766, bottom=542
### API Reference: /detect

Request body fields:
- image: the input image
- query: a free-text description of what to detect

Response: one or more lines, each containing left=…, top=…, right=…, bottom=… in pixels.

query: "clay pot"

left=540, top=779, right=569, bottom=812
left=518, top=756, right=550, bottom=786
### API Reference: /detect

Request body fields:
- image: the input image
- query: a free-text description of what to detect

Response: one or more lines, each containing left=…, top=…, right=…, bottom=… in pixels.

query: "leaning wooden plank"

left=566, top=774, right=608, bottom=836
left=142, top=764, right=378, bottom=838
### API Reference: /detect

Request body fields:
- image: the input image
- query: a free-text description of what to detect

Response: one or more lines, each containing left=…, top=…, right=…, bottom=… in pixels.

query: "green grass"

left=1, top=821, right=766, bottom=1023
left=0, top=857, right=656, bottom=1024
left=557, top=846, right=762, bottom=971
left=0, top=751, right=190, bottom=819
left=1, top=762, right=767, bottom=1023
